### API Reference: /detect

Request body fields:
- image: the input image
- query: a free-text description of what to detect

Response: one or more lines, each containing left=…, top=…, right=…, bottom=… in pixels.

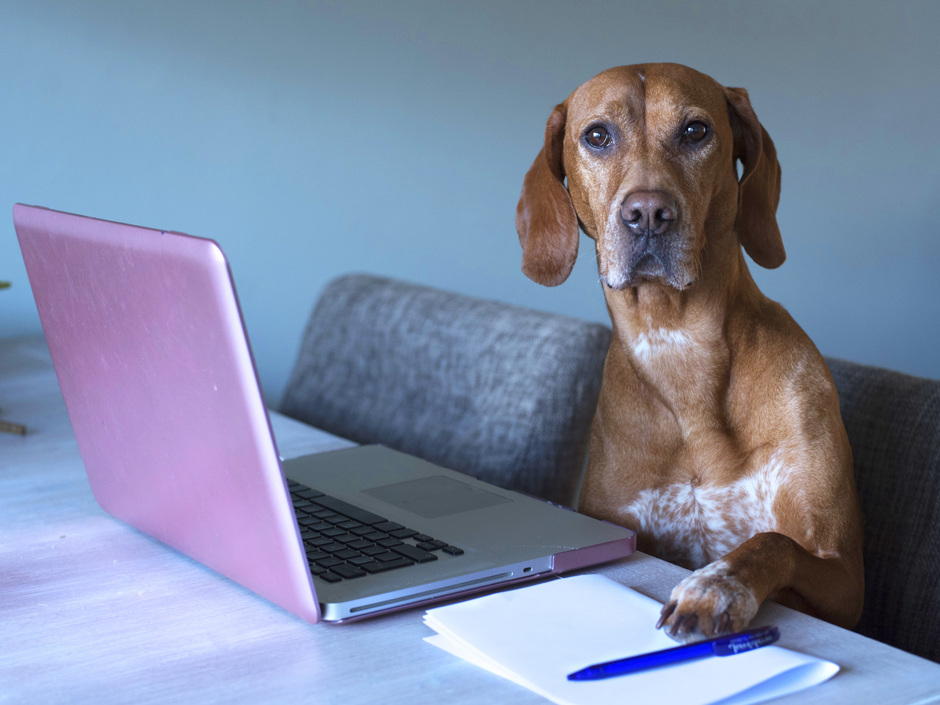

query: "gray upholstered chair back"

left=827, top=358, right=940, bottom=662
left=280, top=274, right=940, bottom=661
left=280, top=274, right=611, bottom=507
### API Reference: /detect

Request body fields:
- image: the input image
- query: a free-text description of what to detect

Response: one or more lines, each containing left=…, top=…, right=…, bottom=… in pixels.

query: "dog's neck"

left=600, top=237, right=763, bottom=426
left=605, top=241, right=757, bottom=339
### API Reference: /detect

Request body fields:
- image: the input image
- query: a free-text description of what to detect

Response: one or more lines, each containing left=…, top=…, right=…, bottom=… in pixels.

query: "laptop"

left=13, top=204, right=636, bottom=623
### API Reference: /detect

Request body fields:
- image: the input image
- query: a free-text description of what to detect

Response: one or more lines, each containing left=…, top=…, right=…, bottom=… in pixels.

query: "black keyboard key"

left=293, top=487, right=325, bottom=500
left=391, top=544, right=438, bottom=563
left=417, top=540, right=447, bottom=551
left=332, top=563, right=367, bottom=580
left=390, top=528, right=419, bottom=539
left=333, top=548, right=362, bottom=561
left=371, top=521, right=404, bottom=533
left=316, top=557, right=344, bottom=569
left=312, top=496, right=387, bottom=525
left=441, top=546, right=465, bottom=556
left=361, top=557, right=414, bottom=573
left=377, top=537, right=403, bottom=548
left=318, top=571, right=342, bottom=583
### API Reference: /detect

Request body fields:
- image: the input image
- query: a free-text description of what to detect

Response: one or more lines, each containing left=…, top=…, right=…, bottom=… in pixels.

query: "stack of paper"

left=423, top=575, right=838, bottom=705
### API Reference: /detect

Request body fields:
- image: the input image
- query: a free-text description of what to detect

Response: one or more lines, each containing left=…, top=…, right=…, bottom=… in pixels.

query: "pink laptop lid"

left=14, top=204, right=320, bottom=623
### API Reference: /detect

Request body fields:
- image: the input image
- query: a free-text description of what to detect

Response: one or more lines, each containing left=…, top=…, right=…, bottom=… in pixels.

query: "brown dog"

left=516, top=63, right=864, bottom=640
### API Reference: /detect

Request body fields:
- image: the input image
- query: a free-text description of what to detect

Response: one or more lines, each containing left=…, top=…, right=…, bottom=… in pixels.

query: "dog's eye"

left=584, top=125, right=612, bottom=149
left=682, top=121, right=709, bottom=144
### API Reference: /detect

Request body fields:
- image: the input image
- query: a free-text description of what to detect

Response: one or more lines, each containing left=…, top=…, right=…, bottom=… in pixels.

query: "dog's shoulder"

left=726, top=298, right=844, bottom=444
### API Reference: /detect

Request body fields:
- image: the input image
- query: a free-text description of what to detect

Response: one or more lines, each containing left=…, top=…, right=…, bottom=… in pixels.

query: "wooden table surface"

left=2, top=335, right=939, bottom=704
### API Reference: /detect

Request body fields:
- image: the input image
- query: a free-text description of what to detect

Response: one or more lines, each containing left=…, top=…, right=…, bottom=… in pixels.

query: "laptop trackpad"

left=363, top=475, right=511, bottom=519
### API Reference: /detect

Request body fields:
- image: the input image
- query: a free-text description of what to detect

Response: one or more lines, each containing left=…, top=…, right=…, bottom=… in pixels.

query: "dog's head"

left=516, top=63, right=783, bottom=289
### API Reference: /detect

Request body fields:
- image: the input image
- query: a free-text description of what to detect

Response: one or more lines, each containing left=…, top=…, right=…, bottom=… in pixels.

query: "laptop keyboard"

left=287, top=480, right=464, bottom=583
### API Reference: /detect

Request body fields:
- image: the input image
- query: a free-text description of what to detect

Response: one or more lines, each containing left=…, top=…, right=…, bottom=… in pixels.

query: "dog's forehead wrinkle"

left=569, top=71, right=646, bottom=133
left=571, top=103, right=640, bottom=142
left=643, top=75, right=730, bottom=134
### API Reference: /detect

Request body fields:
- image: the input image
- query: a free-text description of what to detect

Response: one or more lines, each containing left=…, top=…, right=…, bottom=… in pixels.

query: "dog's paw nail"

left=674, top=613, right=698, bottom=635
left=656, top=601, right=677, bottom=629
left=716, top=611, right=732, bottom=634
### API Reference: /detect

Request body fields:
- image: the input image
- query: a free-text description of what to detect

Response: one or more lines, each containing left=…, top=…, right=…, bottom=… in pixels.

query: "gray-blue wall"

left=3, top=1, right=939, bottom=403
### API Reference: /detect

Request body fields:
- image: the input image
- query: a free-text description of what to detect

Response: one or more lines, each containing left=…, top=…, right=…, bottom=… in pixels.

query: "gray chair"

left=826, top=358, right=940, bottom=663
left=280, top=273, right=940, bottom=662
left=280, top=273, right=611, bottom=507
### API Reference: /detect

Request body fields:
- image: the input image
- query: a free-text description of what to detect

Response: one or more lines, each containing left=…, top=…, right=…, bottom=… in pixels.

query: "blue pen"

left=567, top=625, right=780, bottom=681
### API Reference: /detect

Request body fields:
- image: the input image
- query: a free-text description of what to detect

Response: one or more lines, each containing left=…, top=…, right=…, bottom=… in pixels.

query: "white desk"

left=2, top=335, right=939, bottom=704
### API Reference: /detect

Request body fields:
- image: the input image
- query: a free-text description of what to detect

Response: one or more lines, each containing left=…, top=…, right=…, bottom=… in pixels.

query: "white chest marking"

left=623, top=453, right=787, bottom=568
left=632, top=327, right=694, bottom=362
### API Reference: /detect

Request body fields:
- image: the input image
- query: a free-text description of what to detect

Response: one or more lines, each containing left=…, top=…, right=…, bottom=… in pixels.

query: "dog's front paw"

left=656, top=560, right=759, bottom=643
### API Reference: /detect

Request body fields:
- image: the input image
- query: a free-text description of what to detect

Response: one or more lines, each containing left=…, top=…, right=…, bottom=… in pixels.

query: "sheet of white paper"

left=423, top=575, right=838, bottom=705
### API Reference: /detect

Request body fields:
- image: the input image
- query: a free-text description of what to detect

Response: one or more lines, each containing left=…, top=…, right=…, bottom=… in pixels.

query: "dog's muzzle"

left=601, top=190, right=692, bottom=291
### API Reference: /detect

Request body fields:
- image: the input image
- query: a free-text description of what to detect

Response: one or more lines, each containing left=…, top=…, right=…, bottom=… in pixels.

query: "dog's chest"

left=620, top=456, right=786, bottom=569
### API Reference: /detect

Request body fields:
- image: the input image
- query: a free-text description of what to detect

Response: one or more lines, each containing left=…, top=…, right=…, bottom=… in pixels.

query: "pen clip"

left=713, top=626, right=781, bottom=656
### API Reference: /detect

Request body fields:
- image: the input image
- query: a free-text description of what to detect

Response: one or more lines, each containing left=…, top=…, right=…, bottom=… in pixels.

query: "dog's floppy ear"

left=515, top=102, right=579, bottom=286
left=724, top=87, right=785, bottom=269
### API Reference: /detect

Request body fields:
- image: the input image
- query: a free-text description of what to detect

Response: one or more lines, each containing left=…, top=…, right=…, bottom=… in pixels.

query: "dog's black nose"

left=621, top=190, right=678, bottom=235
